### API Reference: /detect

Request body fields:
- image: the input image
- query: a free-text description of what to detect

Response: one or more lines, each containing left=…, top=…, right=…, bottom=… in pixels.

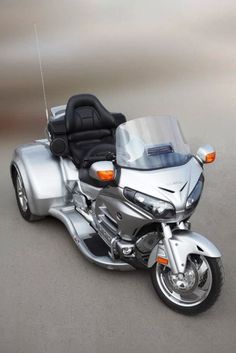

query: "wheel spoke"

left=192, top=287, right=207, bottom=299
left=198, top=260, right=208, bottom=277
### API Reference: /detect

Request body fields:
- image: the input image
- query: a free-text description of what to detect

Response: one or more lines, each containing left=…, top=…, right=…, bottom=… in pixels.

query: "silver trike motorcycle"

left=11, top=94, right=223, bottom=314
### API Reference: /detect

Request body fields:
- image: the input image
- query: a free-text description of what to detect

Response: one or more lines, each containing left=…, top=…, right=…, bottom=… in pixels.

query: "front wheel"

left=151, top=255, right=224, bottom=315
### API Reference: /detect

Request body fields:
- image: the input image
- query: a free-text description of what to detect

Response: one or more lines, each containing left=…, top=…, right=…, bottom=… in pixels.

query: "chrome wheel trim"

left=16, top=173, right=28, bottom=212
left=156, top=256, right=213, bottom=307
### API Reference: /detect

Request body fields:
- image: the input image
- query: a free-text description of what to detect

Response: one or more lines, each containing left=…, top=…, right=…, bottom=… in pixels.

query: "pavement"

left=0, top=125, right=236, bottom=353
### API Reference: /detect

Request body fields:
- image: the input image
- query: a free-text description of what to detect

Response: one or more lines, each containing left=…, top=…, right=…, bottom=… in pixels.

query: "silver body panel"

left=80, top=181, right=101, bottom=200
left=11, top=140, right=69, bottom=216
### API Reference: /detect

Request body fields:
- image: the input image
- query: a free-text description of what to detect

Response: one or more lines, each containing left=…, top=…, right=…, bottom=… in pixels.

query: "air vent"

left=158, top=187, right=175, bottom=194
left=180, top=182, right=188, bottom=192
left=97, top=206, right=118, bottom=244
left=147, top=144, right=173, bottom=156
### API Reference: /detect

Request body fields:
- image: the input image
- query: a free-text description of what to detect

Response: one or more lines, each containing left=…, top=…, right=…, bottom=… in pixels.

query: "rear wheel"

left=12, top=168, right=43, bottom=222
left=151, top=255, right=224, bottom=315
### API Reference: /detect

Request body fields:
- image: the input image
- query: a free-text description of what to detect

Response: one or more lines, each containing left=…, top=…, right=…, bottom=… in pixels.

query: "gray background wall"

left=1, top=0, right=236, bottom=136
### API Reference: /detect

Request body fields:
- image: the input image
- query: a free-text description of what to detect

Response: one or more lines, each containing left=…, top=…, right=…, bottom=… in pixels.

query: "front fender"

left=148, top=230, right=221, bottom=271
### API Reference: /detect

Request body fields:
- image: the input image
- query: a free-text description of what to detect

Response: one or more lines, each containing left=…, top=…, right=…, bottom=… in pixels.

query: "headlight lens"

left=186, top=175, right=204, bottom=210
left=123, top=188, right=175, bottom=219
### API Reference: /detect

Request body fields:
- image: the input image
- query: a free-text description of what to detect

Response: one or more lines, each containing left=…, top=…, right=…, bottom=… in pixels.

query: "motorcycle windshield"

left=116, top=116, right=191, bottom=170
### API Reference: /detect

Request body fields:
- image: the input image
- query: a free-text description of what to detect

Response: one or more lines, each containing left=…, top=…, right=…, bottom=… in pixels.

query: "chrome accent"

left=156, top=255, right=213, bottom=307
left=95, top=204, right=118, bottom=246
left=116, top=240, right=135, bottom=257
left=177, top=221, right=187, bottom=230
left=161, top=224, right=179, bottom=274
left=169, top=262, right=197, bottom=291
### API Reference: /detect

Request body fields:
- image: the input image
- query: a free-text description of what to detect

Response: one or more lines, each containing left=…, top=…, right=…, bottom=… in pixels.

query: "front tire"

left=12, top=168, right=43, bottom=222
left=151, top=255, right=224, bottom=315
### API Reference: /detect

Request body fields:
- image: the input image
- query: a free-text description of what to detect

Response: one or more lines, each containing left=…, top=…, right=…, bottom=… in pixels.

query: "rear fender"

left=11, top=140, right=71, bottom=216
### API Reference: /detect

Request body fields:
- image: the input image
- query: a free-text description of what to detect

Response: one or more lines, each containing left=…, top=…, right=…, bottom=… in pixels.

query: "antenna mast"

left=34, top=24, right=49, bottom=122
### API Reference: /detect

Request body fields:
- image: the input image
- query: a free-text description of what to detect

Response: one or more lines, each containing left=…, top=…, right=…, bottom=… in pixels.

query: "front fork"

left=161, top=223, right=185, bottom=274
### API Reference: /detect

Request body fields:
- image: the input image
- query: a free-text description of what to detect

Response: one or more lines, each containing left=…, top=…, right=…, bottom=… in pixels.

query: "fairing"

left=119, top=157, right=203, bottom=219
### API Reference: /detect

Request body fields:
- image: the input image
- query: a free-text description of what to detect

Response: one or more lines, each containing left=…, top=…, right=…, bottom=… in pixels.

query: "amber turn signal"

left=157, top=256, right=169, bottom=265
left=205, top=151, right=216, bottom=163
left=97, top=170, right=115, bottom=181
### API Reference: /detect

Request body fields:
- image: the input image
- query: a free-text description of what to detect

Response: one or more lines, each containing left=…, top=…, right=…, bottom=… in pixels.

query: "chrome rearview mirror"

left=89, top=161, right=115, bottom=181
left=196, top=144, right=216, bottom=164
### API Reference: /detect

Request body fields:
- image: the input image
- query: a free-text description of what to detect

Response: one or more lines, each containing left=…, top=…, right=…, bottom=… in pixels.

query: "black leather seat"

left=66, top=94, right=117, bottom=167
left=49, top=94, right=126, bottom=169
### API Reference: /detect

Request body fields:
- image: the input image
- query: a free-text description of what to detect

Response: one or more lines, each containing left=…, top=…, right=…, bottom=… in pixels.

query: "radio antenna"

left=34, top=24, right=49, bottom=122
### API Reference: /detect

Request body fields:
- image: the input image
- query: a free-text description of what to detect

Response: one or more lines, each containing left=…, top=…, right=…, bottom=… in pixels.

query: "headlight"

left=123, top=188, right=175, bottom=220
left=186, top=175, right=204, bottom=210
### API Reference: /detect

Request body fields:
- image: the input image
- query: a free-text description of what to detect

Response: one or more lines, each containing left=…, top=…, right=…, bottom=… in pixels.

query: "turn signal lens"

left=205, top=152, right=216, bottom=163
left=97, top=170, right=115, bottom=181
left=157, top=256, right=169, bottom=265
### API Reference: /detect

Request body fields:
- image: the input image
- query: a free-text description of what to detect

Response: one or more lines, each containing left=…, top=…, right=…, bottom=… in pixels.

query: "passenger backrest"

left=48, top=94, right=126, bottom=167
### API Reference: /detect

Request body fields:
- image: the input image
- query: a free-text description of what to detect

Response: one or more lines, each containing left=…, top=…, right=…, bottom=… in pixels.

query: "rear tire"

left=151, top=256, right=224, bottom=315
left=12, top=168, right=44, bottom=222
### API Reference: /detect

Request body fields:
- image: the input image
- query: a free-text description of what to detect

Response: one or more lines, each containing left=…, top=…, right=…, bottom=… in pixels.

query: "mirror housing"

left=196, top=144, right=216, bottom=164
left=89, top=161, right=115, bottom=181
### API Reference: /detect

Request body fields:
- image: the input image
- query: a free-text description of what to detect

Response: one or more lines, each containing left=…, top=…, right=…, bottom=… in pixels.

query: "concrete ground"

left=0, top=108, right=236, bottom=353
